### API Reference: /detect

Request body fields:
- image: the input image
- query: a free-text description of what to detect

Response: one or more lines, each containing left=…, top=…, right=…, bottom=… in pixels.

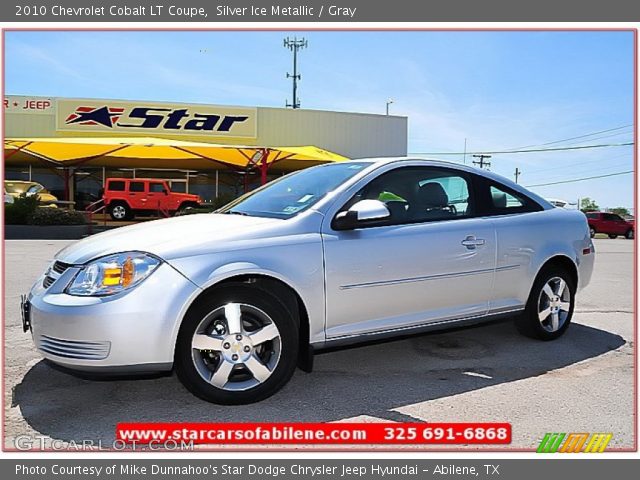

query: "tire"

left=175, top=285, right=299, bottom=405
left=515, top=265, right=575, bottom=341
left=589, top=227, right=596, bottom=238
left=626, top=229, right=634, bottom=240
left=608, top=234, right=618, bottom=239
left=109, top=202, right=131, bottom=221
left=175, top=202, right=199, bottom=216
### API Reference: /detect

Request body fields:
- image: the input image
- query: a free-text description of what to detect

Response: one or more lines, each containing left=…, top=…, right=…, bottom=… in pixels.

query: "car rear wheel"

left=109, top=202, right=131, bottom=221
left=626, top=229, right=634, bottom=240
left=515, top=265, right=575, bottom=341
left=608, top=234, right=618, bottom=239
left=589, top=227, right=596, bottom=238
left=175, top=285, right=298, bottom=404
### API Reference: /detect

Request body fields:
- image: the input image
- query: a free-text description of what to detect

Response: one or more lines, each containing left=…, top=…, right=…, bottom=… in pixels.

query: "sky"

left=4, top=30, right=635, bottom=210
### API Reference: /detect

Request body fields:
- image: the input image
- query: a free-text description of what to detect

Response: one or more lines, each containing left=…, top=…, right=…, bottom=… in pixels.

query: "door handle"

left=461, top=235, right=485, bottom=249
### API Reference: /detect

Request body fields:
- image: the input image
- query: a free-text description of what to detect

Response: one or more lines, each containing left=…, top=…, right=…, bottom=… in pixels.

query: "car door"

left=147, top=181, right=168, bottom=211
left=608, top=214, right=626, bottom=235
left=321, top=165, right=496, bottom=339
left=128, top=180, right=147, bottom=210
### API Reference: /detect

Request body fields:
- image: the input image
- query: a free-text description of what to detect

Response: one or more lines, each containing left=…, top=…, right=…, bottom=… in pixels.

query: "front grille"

left=42, top=261, right=73, bottom=289
left=38, top=335, right=111, bottom=360
left=52, top=261, right=71, bottom=274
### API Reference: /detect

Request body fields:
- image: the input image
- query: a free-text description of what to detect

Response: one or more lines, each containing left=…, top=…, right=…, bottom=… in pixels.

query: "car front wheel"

left=515, top=265, right=575, bottom=341
left=175, top=285, right=298, bottom=404
left=608, top=234, right=618, bottom=239
left=626, top=229, right=634, bottom=240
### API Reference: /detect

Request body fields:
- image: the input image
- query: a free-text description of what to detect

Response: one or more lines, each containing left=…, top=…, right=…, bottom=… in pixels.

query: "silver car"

left=24, top=158, right=595, bottom=404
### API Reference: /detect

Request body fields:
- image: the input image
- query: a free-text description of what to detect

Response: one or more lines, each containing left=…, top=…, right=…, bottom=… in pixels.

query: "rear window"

left=586, top=213, right=599, bottom=219
left=107, top=181, right=125, bottom=192
left=129, top=181, right=145, bottom=192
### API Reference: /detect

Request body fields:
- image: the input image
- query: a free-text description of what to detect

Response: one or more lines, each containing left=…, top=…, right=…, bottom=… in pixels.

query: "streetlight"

left=386, top=99, right=394, bottom=116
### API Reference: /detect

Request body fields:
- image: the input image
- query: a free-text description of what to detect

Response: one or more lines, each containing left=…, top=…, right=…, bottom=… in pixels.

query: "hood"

left=173, top=192, right=200, bottom=200
left=55, top=214, right=282, bottom=264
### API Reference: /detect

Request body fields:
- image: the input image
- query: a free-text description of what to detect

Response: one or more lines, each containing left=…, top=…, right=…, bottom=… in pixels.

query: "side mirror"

left=332, top=199, right=391, bottom=231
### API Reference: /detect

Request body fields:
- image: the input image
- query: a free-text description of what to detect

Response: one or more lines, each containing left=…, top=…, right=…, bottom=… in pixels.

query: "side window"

left=480, top=181, right=542, bottom=216
left=586, top=213, right=598, bottom=219
left=343, top=166, right=474, bottom=226
left=107, top=180, right=125, bottom=192
left=149, top=183, right=165, bottom=193
left=490, top=185, right=524, bottom=209
left=129, top=181, right=145, bottom=192
left=604, top=213, right=622, bottom=222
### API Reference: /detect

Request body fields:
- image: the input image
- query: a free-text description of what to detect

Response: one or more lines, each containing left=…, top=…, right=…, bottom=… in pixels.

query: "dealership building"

left=4, top=95, right=408, bottom=208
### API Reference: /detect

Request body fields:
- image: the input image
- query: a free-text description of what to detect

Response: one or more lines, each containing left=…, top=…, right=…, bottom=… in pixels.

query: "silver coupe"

left=24, top=158, right=595, bottom=404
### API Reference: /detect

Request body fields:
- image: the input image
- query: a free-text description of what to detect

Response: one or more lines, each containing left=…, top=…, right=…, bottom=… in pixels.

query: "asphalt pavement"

left=2, top=238, right=634, bottom=451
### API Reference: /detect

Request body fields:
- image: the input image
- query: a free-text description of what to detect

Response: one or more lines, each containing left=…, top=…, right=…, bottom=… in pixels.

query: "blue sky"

left=4, top=30, right=635, bottom=210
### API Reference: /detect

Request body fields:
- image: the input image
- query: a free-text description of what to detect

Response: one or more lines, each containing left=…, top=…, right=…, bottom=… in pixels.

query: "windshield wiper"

left=225, top=210, right=249, bottom=216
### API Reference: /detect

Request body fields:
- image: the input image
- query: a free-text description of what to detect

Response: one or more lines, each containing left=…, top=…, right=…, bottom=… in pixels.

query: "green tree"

left=609, top=207, right=630, bottom=217
left=580, top=197, right=599, bottom=212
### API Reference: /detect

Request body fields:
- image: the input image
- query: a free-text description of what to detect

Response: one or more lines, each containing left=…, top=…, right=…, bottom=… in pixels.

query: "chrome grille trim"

left=38, top=335, right=111, bottom=360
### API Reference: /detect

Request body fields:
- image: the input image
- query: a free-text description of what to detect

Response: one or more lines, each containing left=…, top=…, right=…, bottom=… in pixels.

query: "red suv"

left=103, top=178, right=202, bottom=221
left=585, top=211, right=634, bottom=239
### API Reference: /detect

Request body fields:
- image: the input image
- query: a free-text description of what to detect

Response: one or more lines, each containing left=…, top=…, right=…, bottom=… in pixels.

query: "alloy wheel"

left=112, top=205, right=126, bottom=219
left=537, top=276, right=571, bottom=333
left=190, top=303, right=281, bottom=391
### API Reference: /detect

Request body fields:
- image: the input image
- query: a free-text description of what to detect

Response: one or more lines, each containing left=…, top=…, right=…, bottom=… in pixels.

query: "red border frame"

left=1, top=27, right=637, bottom=454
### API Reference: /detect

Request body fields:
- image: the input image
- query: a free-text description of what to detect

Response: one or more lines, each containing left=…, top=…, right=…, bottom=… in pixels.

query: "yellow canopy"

left=4, top=137, right=348, bottom=172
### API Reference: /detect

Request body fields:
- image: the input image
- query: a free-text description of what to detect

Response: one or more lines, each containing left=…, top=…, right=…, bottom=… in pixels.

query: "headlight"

left=66, top=252, right=161, bottom=296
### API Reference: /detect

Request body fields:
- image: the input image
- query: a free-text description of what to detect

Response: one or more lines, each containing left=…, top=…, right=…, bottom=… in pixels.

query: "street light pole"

left=386, top=99, right=394, bottom=115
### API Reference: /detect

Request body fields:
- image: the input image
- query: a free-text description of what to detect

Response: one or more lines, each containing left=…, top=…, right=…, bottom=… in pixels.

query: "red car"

left=103, top=178, right=202, bottom=220
left=585, top=211, right=634, bottom=239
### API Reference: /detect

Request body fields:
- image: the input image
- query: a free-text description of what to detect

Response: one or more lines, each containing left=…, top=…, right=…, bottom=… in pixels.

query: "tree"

left=580, top=197, right=599, bottom=212
left=609, top=207, right=630, bottom=217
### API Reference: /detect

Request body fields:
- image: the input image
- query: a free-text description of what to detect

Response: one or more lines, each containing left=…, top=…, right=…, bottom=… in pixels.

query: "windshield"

left=4, top=183, right=28, bottom=194
left=219, top=162, right=370, bottom=219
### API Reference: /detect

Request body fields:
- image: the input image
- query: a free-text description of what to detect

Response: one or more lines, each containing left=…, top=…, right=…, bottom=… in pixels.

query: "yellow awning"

left=3, top=137, right=348, bottom=172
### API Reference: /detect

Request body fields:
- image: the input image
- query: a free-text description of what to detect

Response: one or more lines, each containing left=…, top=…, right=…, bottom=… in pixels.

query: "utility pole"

left=472, top=154, right=492, bottom=170
left=514, top=167, right=521, bottom=183
left=462, top=138, right=467, bottom=164
left=284, top=37, right=307, bottom=109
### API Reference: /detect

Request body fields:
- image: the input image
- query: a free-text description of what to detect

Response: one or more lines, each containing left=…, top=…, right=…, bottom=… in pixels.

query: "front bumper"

left=27, top=262, right=201, bottom=372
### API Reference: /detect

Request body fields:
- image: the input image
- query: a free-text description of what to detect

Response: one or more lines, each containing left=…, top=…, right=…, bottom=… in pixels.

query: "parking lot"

left=3, top=238, right=635, bottom=451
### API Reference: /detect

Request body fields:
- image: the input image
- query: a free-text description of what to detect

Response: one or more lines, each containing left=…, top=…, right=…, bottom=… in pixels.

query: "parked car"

left=4, top=180, right=58, bottom=206
left=585, top=211, right=634, bottom=239
left=102, top=178, right=202, bottom=220
left=24, top=158, right=594, bottom=404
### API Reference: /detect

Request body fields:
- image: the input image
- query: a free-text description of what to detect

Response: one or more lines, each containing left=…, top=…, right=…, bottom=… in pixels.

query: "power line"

left=525, top=170, right=633, bottom=188
left=506, top=124, right=633, bottom=150
left=522, top=152, right=632, bottom=176
left=410, top=142, right=634, bottom=156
